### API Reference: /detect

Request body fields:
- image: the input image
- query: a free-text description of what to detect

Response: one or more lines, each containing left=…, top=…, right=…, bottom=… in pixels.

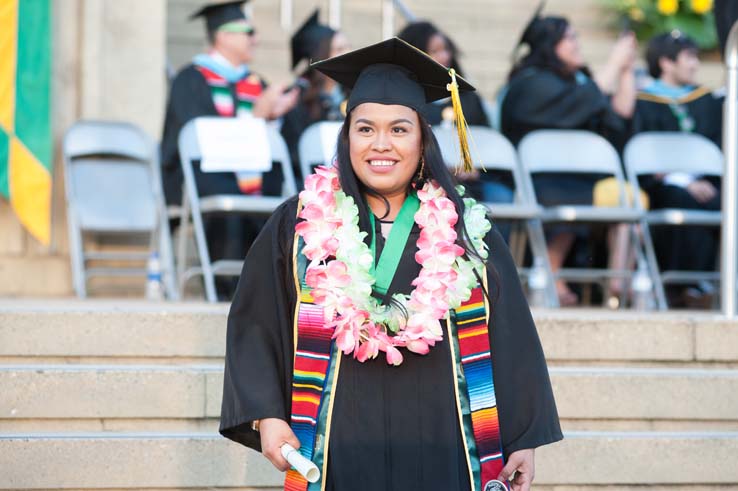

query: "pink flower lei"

left=295, top=166, right=491, bottom=366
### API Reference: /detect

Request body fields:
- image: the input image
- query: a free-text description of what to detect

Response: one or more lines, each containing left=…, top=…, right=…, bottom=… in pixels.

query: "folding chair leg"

left=639, top=220, right=668, bottom=310
left=158, top=215, right=179, bottom=301
left=176, top=193, right=191, bottom=296
left=188, top=198, right=218, bottom=303
left=67, top=218, right=87, bottom=299
left=526, top=218, right=559, bottom=308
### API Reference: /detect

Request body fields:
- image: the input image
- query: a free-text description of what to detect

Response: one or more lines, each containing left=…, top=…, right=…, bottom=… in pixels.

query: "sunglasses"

left=219, top=22, right=256, bottom=36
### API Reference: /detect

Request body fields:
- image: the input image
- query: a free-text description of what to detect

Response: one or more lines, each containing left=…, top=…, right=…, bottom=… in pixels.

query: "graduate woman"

left=220, top=38, right=562, bottom=491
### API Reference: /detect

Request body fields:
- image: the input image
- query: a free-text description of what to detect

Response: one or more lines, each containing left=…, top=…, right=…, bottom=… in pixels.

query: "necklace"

left=295, top=166, right=491, bottom=365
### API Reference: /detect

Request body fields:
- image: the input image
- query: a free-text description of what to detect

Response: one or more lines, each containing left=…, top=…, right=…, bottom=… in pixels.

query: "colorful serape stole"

left=195, top=65, right=264, bottom=195
left=455, top=286, right=507, bottom=491
left=285, top=290, right=332, bottom=491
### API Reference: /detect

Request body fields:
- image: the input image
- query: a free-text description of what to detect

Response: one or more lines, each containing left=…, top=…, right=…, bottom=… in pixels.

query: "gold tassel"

left=446, top=68, right=473, bottom=174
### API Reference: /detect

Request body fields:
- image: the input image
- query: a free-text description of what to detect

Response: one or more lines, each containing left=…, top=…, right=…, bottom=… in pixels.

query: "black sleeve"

left=486, top=227, right=564, bottom=457
left=160, top=66, right=217, bottom=171
left=219, top=198, right=300, bottom=451
left=501, top=70, right=625, bottom=146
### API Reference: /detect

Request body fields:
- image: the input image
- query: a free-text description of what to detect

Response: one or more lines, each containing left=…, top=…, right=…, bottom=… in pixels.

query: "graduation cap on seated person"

left=511, top=0, right=547, bottom=60
left=291, top=9, right=336, bottom=70
left=190, top=0, right=253, bottom=38
left=311, top=37, right=477, bottom=173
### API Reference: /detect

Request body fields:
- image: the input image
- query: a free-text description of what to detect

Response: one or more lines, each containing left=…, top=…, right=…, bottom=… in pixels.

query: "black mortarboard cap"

left=513, top=0, right=547, bottom=57
left=311, top=37, right=475, bottom=114
left=291, top=9, right=336, bottom=69
left=190, top=0, right=249, bottom=34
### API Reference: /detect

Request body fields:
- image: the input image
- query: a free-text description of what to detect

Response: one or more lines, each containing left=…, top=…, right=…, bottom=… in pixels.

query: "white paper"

left=280, top=443, right=320, bottom=483
left=196, top=117, right=272, bottom=173
left=319, top=122, right=342, bottom=166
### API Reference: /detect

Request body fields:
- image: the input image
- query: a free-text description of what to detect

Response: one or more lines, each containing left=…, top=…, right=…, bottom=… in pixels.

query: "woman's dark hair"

left=646, top=31, right=698, bottom=79
left=335, top=107, right=485, bottom=266
left=397, top=21, right=466, bottom=77
left=300, top=34, right=342, bottom=120
left=508, top=16, right=586, bottom=81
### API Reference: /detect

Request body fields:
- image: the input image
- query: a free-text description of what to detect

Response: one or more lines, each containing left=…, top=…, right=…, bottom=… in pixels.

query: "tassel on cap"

left=446, top=68, right=473, bottom=174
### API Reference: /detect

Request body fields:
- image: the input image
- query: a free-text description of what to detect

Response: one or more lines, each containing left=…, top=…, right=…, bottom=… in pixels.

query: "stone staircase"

left=1, top=300, right=737, bottom=490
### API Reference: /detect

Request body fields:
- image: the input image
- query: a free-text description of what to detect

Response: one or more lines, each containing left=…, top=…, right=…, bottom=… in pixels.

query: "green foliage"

left=601, top=0, right=718, bottom=50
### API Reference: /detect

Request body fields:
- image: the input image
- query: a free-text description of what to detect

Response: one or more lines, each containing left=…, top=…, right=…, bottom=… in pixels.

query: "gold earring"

left=418, top=154, right=426, bottom=180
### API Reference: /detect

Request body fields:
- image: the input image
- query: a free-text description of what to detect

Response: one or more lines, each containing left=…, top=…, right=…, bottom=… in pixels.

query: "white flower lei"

left=295, top=166, right=491, bottom=365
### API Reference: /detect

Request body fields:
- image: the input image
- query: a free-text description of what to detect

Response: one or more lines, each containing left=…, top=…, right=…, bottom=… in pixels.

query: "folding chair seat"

left=62, top=120, right=177, bottom=299
left=433, top=125, right=558, bottom=307
left=177, top=117, right=297, bottom=302
left=297, top=121, right=342, bottom=180
left=517, top=129, right=658, bottom=308
left=624, top=131, right=723, bottom=308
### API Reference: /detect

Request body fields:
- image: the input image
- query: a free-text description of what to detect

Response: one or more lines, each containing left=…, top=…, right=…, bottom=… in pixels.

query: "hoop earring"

left=417, top=155, right=426, bottom=180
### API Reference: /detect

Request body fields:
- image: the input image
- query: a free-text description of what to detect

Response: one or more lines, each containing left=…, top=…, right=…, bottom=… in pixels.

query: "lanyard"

left=368, top=193, right=420, bottom=295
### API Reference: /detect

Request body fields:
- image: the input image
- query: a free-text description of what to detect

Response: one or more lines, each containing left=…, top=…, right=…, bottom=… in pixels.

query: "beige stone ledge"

left=2, top=365, right=737, bottom=422
left=696, top=320, right=738, bottom=361
left=0, top=432, right=736, bottom=488
left=4, top=305, right=736, bottom=363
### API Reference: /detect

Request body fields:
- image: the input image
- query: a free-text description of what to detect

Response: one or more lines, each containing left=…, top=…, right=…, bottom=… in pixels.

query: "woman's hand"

left=258, top=418, right=301, bottom=472
left=497, top=448, right=535, bottom=491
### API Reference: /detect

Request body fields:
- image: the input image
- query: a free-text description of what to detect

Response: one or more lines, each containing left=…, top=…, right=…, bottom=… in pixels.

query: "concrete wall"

left=0, top=0, right=167, bottom=297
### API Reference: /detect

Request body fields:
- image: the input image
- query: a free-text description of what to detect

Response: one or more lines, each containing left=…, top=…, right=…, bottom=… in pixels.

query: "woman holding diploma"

left=219, top=38, right=563, bottom=491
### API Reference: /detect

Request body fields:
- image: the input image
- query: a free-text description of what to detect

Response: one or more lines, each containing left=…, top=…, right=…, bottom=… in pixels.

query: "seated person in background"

left=397, top=21, right=512, bottom=205
left=500, top=7, right=638, bottom=306
left=633, top=31, right=723, bottom=308
left=280, top=9, right=351, bottom=182
left=161, top=0, right=299, bottom=297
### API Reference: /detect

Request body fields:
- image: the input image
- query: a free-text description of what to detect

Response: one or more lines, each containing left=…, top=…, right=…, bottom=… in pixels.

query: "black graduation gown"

left=500, top=67, right=628, bottom=150
left=421, top=92, right=491, bottom=127
left=500, top=68, right=628, bottom=210
left=160, top=64, right=283, bottom=206
left=220, top=197, right=563, bottom=491
left=280, top=89, right=345, bottom=184
left=633, top=87, right=724, bottom=147
left=160, top=64, right=282, bottom=285
left=632, top=88, right=724, bottom=283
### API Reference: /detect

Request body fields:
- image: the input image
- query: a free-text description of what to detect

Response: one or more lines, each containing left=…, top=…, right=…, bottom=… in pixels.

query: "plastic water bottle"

left=145, top=251, right=164, bottom=301
left=631, top=260, right=653, bottom=311
left=528, top=257, right=549, bottom=308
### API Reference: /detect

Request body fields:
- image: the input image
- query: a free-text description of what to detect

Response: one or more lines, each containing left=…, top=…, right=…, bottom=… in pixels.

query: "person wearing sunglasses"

left=161, top=0, right=299, bottom=298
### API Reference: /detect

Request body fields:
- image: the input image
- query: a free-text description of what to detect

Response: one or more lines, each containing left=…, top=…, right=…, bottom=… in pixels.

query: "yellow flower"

left=691, top=0, right=713, bottom=14
left=657, top=0, right=679, bottom=15
left=629, top=7, right=645, bottom=21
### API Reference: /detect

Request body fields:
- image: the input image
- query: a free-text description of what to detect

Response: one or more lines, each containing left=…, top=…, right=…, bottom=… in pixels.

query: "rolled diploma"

left=280, top=443, right=320, bottom=483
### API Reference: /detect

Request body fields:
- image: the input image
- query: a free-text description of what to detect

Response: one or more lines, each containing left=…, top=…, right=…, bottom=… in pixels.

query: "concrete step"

left=1, top=301, right=737, bottom=364
left=1, top=431, right=736, bottom=489
left=3, top=364, right=737, bottom=425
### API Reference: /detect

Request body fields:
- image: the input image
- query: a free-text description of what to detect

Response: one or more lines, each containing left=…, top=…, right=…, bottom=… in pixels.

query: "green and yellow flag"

left=0, top=0, right=52, bottom=245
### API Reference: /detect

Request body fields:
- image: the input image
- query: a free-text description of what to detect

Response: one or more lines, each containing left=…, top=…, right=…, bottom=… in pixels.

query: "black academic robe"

left=421, top=91, right=491, bottom=127
left=280, top=88, right=345, bottom=184
left=160, top=64, right=281, bottom=206
left=160, top=64, right=281, bottom=289
left=500, top=67, right=628, bottom=150
left=220, top=197, right=563, bottom=491
left=633, top=87, right=724, bottom=147
left=632, top=88, right=724, bottom=285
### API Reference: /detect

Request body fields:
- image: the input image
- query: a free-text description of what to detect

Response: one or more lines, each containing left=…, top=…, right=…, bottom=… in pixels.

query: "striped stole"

left=195, top=65, right=264, bottom=195
left=455, top=286, right=506, bottom=490
left=285, top=289, right=335, bottom=491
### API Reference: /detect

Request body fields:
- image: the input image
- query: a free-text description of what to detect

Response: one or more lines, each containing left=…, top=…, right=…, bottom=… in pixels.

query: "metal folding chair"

left=517, top=129, right=658, bottom=308
left=432, top=125, right=559, bottom=307
left=62, top=120, right=177, bottom=299
left=177, top=117, right=297, bottom=302
left=624, top=132, right=723, bottom=308
left=297, top=121, right=342, bottom=180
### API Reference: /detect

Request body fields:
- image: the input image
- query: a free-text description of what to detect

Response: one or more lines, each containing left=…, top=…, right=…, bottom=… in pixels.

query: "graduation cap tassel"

left=446, top=68, right=473, bottom=174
